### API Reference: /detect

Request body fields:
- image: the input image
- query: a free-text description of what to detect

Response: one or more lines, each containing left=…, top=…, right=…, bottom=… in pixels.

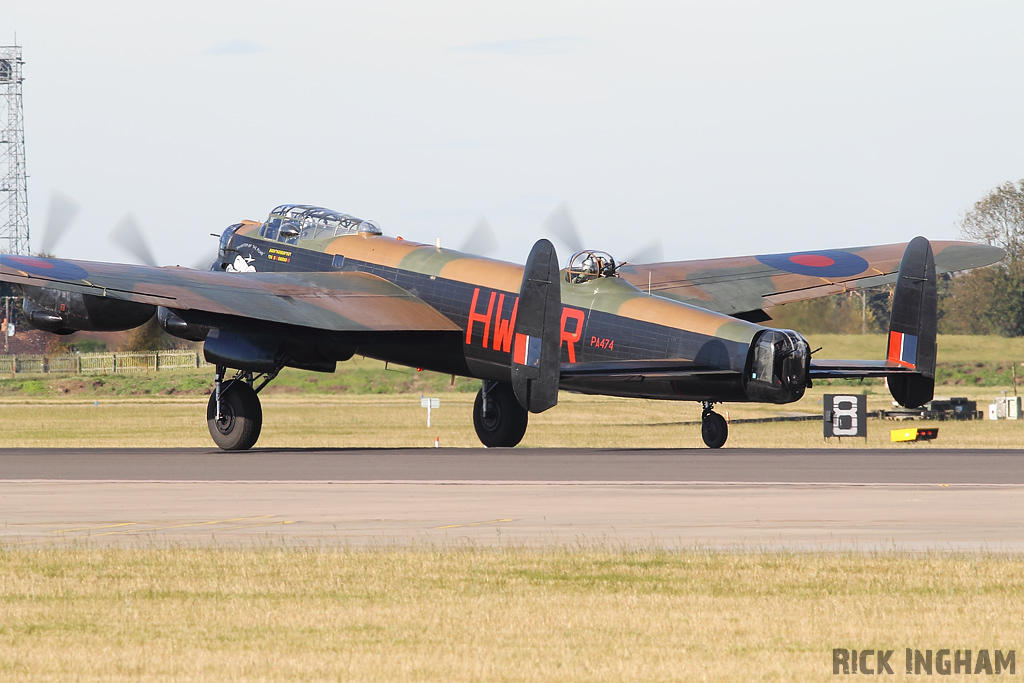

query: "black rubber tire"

left=473, top=383, right=529, bottom=448
left=701, top=411, right=728, bottom=449
left=206, top=381, right=263, bottom=451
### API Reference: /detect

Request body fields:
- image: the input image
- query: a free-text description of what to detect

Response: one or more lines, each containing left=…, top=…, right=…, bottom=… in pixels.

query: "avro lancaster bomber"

left=0, top=204, right=1004, bottom=449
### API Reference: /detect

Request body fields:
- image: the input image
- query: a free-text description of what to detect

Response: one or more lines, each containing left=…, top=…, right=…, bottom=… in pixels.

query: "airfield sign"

left=420, top=397, right=440, bottom=427
left=823, top=394, right=867, bottom=438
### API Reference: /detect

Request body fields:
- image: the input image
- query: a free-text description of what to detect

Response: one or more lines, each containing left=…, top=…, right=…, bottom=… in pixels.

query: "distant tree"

left=769, top=290, right=886, bottom=335
left=122, top=317, right=176, bottom=351
left=45, top=334, right=74, bottom=355
left=960, top=180, right=1024, bottom=261
left=72, top=339, right=108, bottom=354
left=939, top=180, right=1023, bottom=336
left=865, top=286, right=894, bottom=331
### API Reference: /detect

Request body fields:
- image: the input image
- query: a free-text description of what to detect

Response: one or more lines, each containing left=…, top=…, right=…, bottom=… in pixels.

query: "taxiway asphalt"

left=2, top=448, right=1023, bottom=550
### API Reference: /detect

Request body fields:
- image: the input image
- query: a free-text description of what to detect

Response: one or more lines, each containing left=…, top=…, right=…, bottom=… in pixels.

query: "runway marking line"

left=219, top=521, right=296, bottom=531
left=51, top=522, right=139, bottom=533
left=87, top=515, right=276, bottom=537
left=436, top=518, right=514, bottom=529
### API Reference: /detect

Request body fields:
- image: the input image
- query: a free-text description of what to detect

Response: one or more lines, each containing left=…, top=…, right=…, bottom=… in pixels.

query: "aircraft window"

left=750, top=329, right=808, bottom=390
left=566, top=250, right=617, bottom=284
left=219, top=223, right=242, bottom=253
left=279, top=219, right=301, bottom=244
left=358, top=220, right=382, bottom=235
left=299, top=217, right=317, bottom=240
left=262, top=206, right=382, bottom=241
left=317, top=218, right=343, bottom=239
left=263, top=216, right=282, bottom=241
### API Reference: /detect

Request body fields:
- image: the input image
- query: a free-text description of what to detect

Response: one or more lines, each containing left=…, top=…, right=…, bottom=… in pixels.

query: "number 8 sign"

left=824, top=394, right=867, bottom=438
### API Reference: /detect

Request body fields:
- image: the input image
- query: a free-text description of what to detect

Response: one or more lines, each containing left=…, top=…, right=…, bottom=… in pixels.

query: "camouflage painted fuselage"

left=1, top=206, right=1002, bottom=410
left=224, top=222, right=768, bottom=403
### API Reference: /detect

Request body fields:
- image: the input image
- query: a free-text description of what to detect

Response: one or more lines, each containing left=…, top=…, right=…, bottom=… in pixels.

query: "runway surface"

left=3, top=448, right=1024, bottom=550
left=4, top=447, right=1024, bottom=483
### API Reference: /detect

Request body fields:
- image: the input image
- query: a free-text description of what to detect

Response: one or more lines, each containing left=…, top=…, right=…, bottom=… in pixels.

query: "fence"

left=0, top=350, right=207, bottom=376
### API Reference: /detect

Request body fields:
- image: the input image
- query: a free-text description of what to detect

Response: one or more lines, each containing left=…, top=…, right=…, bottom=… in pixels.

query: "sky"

left=6, top=0, right=1024, bottom=267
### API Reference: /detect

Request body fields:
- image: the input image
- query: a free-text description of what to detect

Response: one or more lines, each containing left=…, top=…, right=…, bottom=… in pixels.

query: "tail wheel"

left=473, top=382, right=529, bottom=448
left=701, top=410, right=728, bottom=449
left=207, top=381, right=262, bottom=451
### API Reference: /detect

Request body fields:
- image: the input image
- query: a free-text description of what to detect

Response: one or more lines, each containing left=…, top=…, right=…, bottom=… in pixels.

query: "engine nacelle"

left=158, top=306, right=210, bottom=342
left=22, top=286, right=156, bottom=335
left=204, top=329, right=284, bottom=373
left=203, top=329, right=343, bottom=374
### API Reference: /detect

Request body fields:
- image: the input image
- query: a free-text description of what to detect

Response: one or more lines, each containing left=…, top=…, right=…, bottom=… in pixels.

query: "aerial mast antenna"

left=0, top=44, right=29, bottom=255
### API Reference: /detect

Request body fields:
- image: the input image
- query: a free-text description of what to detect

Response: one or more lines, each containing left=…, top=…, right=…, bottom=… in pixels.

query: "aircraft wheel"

left=701, top=411, right=728, bottom=449
left=473, top=383, right=528, bottom=448
left=207, top=381, right=263, bottom=451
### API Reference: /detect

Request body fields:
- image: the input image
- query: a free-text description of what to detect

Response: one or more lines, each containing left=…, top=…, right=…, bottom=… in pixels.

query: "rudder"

left=511, top=239, right=562, bottom=413
left=886, top=236, right=937, bottom=408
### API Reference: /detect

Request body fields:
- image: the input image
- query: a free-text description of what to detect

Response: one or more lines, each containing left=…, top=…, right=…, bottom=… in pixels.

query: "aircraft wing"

left=616, top=240, right=1004, bottom=318
left=0, top=254, right=460, bottom=335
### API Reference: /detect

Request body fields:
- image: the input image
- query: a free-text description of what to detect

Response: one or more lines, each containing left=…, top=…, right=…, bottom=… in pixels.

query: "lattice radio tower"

left=0, top=45, right=29, bottom=255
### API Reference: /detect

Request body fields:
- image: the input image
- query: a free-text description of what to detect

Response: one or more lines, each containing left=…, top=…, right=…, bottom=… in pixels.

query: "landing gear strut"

left=473, top=381, right=529, bottom=448
left=701, top=402, right=728, bottom=449
left=207, top=365, right=278, bottom=451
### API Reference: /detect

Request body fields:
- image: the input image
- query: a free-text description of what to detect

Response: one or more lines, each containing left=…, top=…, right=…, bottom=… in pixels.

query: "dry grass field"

left=0, top=547, right=1021, bottom=682
left=0, top=382, right=1019, bottom=449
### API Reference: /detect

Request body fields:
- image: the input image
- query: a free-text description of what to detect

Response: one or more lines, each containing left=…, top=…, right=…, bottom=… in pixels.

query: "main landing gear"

left=207, top=365, right=278, bottom=450
left=473, top=381, right=529, bottom=448
left=701, top=402, right=728, bottom=449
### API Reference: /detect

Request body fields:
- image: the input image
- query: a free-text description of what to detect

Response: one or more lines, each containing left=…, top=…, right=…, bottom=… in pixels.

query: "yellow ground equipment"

left=890, top=427, right=939, bottom=443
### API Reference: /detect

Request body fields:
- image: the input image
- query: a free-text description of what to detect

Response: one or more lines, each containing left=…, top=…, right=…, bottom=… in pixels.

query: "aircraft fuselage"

left=222, top=223, right=803, bottom=405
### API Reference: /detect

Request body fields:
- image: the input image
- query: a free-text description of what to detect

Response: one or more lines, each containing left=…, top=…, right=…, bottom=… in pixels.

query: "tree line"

left=772, top=180, right=1023, bottom=336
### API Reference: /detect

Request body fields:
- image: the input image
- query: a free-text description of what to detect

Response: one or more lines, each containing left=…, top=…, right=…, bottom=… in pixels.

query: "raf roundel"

left=755, top=250, right=870, bottom=278
left=0, top=254, right=90, bottom=281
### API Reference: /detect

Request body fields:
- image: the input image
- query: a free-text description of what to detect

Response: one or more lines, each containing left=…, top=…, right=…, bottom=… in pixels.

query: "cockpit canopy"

left=565, top=250, right=617, bottom=284
left=259, top=205, right=382, bottom=244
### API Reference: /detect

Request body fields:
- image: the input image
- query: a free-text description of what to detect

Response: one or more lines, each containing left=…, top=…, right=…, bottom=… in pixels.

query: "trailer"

left=881, top=397, right=980, bottom=421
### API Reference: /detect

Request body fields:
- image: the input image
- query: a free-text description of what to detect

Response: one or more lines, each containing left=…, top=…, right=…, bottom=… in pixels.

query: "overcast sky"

left=7, top=1, right=1024, bottom=266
